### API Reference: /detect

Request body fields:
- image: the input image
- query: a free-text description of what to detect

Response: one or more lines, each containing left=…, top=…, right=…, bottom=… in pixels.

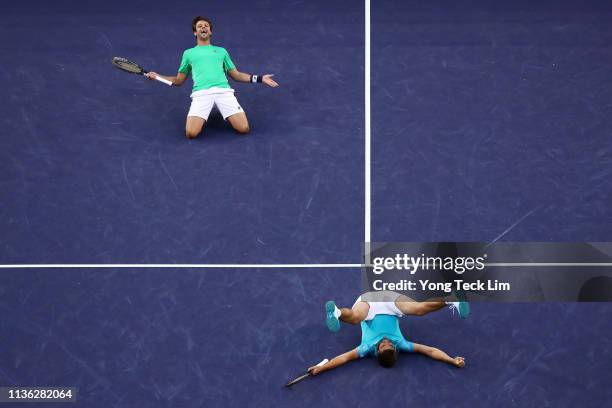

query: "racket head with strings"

left=112, top=57, right=147, bottom=75
left=284, top=358, right=329, bottom=388
left=111, top=56, right=173, bottom=86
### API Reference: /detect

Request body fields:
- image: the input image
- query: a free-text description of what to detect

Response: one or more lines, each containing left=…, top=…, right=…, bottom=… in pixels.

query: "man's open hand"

left=262, top=74, right=279, bottom=87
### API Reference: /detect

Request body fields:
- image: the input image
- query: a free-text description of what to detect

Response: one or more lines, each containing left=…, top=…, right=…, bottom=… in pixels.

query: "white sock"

left=333, top=306, right=341, bottom=318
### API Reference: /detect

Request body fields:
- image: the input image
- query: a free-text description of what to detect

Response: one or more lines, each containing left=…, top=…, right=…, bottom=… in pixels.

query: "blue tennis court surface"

left=372, top=0, right=612, bottom=242
left=368, top=1, right=612, bottom=406
left=2, top=268, right=611, bottom=406
left=0, top=0, right=364, bottom=264
left=1, top=0, right=612, bottom=407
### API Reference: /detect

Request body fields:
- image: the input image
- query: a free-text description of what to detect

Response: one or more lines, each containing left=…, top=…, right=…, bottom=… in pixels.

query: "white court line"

left=365, top=0, right=371, bottom=244
left=0, top=264, right=364, bottom=269
left=2, top=263, right=611, bottom=269
left=485, top=263, right=612, bottom=267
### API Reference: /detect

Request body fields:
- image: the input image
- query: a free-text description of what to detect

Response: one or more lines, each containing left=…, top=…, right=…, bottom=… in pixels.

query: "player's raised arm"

left=146, top=72, right=188, bottom=86
left=307, top=348, right=359, bottom=375
left=227, top=68, right=279, bottom=87
left=412, top=343, right=466, bottom=368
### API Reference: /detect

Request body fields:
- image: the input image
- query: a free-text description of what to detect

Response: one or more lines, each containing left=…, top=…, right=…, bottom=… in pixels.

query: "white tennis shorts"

left=354, top=291, right=404, bottom=321
left=188, top=88, right=243, bottom=121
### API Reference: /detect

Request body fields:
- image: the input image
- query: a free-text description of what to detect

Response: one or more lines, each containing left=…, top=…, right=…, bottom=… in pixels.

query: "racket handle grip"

left=155, top=76, right=173, bottom=86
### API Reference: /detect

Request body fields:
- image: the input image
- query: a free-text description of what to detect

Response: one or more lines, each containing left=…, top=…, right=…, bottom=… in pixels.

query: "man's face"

left=194, top=20, right=212, bottom=41
left=377, top=338, right=395, bottom=354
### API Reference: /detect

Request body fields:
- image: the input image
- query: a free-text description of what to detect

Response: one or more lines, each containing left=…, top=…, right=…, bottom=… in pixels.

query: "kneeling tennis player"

left=146, top=16, right=279, bottom=138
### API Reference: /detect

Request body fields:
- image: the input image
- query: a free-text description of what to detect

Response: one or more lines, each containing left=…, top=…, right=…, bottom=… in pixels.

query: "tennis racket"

left=111, top=57, right=173, bottom=86
left=284, top=358, right=328, bottom=388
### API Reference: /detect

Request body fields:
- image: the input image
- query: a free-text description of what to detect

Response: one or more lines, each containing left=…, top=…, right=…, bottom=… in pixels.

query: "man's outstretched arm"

left=227, top=68, right=279, bottom=87
left=412, top=343, right=466, bottom=368
left=308, top=348, right=359, bottom=375
left=146, top=72, right=188, bottom=86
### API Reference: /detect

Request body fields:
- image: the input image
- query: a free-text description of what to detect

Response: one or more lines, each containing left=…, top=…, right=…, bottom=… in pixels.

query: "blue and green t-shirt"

left=178, top=45, right=236, bottom=92
left=357, top=314, right=414, bottom=357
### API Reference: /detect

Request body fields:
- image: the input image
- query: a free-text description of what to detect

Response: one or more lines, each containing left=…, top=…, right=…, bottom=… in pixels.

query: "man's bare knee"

left=413, top=304, right=429, bottom=316
left=185, top=117, right=205, bottom=139
left=185, top=130, right=200, bottom=139
left=234, top=124, right=250, bottom=134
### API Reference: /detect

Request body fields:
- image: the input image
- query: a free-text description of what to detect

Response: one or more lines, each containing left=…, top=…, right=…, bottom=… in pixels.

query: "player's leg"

left=185, top=116, right=206, bottom=139
left=395, top=294, right=470, bottom=319
left=325, top=299, right=369, bottom=332
left=227, top=112, right=250, bottom=134
left=394, top=294, right=446, bottom=316
left=216, top=92, right=250, bottom=134
left=185, top=92, right=214, bottom=139
left=339, top=301, right=369, bottom=324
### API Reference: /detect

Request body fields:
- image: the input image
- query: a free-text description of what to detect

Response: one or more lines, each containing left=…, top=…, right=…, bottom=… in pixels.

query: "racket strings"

left=112, top=57, right=143, bottom=74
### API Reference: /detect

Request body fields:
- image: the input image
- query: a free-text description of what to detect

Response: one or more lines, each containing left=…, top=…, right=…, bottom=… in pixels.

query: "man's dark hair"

left=192, top=16, right=213, bottom=32
left=377, top=348, right=398, bottom=368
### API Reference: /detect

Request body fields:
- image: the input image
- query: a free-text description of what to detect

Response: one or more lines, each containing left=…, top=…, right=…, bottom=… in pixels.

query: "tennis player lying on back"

left=309, top=291, right=469, bottom=375
left=146, top=16, right=278, bottom=138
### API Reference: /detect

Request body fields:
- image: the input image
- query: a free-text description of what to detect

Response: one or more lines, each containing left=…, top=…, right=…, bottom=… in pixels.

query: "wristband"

left=250, top=74, right=263, bottom=83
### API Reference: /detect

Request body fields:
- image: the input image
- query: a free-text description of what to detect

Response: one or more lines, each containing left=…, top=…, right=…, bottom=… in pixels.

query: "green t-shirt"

left=178, top=45, right=236, bottom=92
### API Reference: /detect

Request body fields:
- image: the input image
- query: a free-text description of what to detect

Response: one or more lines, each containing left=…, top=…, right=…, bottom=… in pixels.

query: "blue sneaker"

left=325, top=301, right=340, bottom=332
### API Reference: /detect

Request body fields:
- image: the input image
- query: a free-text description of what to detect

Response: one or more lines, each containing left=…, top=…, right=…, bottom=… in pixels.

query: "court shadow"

left=158, top=109, right=250, bottom=143
left=201, top=111, right=245, bottom=138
